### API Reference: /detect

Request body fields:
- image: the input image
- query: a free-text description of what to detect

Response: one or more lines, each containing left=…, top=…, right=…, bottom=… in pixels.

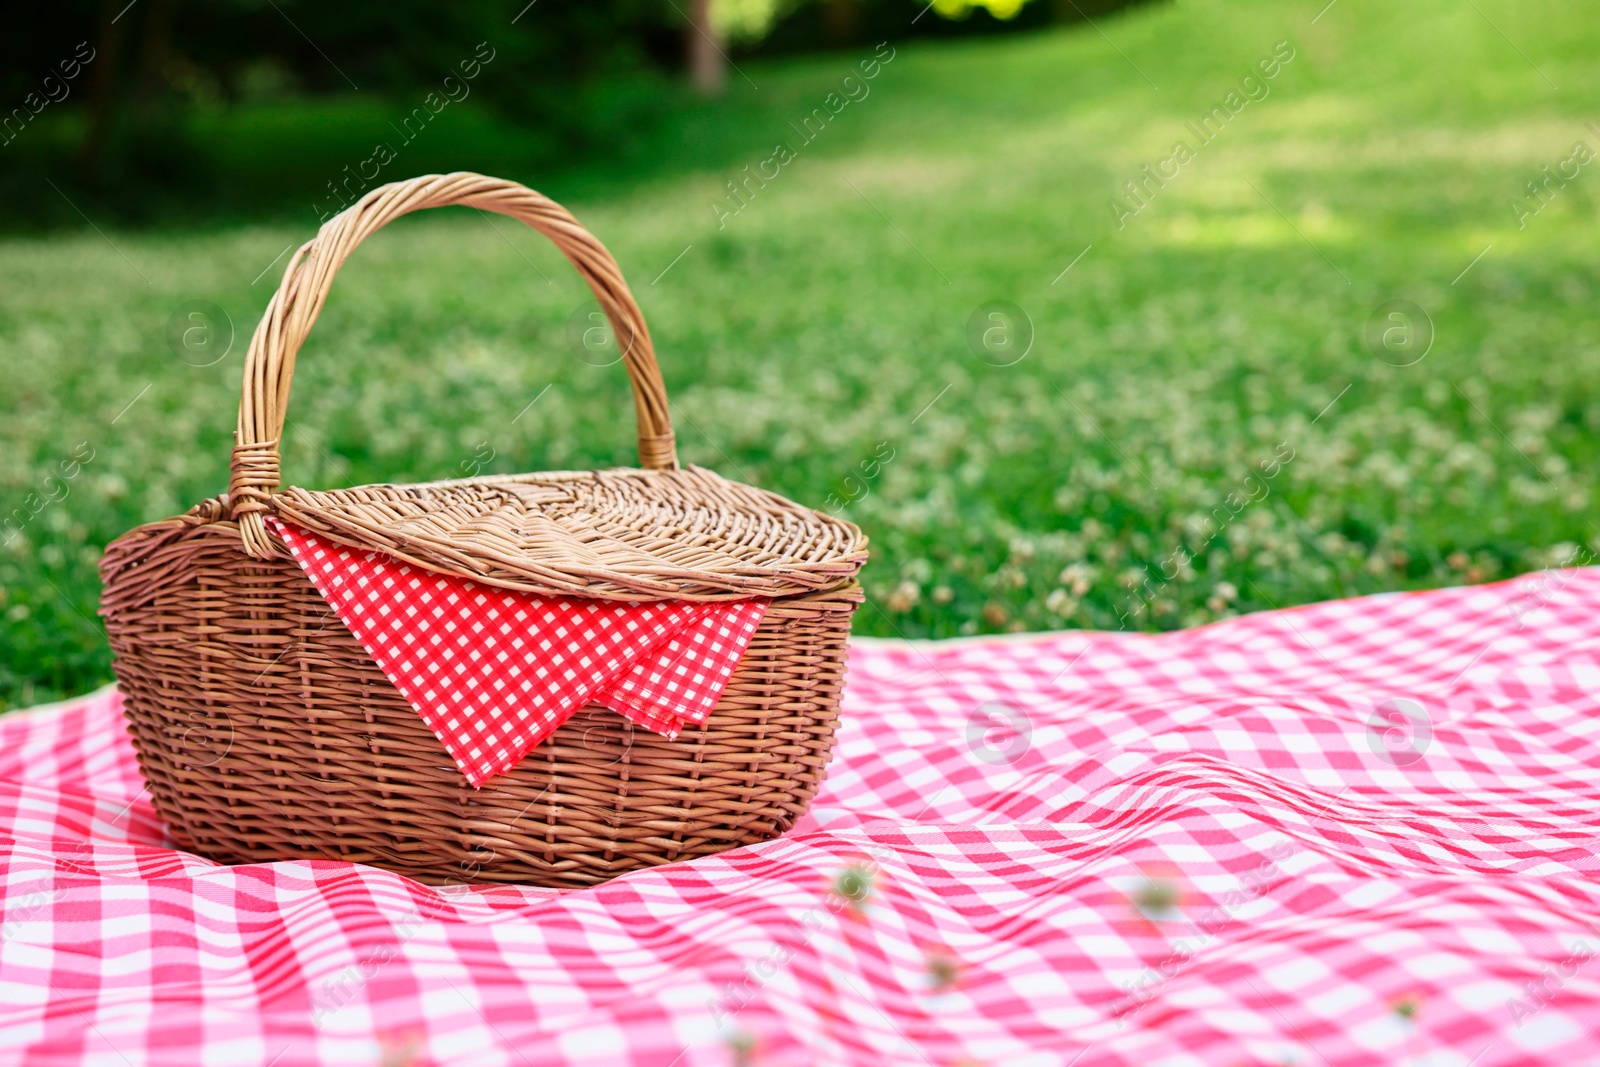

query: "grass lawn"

left=3, top=0, right=1598, bottom=710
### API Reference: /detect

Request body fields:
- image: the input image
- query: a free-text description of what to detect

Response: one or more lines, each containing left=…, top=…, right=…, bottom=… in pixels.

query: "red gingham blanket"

left=4, top=569, right=1600, bottom=1066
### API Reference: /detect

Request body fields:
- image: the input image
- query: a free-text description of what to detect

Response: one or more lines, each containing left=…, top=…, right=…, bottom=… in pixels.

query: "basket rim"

left=122, top=463, right=868, bottom=603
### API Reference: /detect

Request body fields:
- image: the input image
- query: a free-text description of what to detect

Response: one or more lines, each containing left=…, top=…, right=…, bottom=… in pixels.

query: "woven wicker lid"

left=220, top=172, right=865, bottom=601
left=269, top=465, right=866, bottom=601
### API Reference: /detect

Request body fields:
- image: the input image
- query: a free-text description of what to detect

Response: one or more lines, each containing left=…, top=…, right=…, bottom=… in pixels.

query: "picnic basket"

left=98, top=172, right=868, bottom=888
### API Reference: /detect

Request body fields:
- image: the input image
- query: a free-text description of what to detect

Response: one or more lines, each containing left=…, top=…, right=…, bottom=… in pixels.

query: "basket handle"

left=227, top=171, right=677, bottom=559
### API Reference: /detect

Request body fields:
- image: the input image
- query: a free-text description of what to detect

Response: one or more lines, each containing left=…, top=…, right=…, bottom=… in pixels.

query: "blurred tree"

left=711, top=0, right=788, bottom=43
left=688, top=0, right=728, bottom=96
left=0, top=0, right=1157, bottom=227
left=735, top=0, right=1158, bottom=56
left=1, top=0, right=684, bottom=224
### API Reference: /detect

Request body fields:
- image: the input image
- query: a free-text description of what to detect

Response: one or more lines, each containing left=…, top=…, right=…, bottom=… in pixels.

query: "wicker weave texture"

left=102, top=510, right=860, bottom=886
left=270, top=465, right=867, bottom=600
left=97, top=173, right=868, bottom=887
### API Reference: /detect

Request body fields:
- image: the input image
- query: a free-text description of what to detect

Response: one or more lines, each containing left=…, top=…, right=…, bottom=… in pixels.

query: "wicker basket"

left=98, top=173, right=868, bottom=888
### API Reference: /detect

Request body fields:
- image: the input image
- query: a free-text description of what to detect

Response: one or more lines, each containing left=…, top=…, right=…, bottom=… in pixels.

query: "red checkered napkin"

left=265, top=517, right=766, bottom=786
left=594, top=606, right=770, bottom=736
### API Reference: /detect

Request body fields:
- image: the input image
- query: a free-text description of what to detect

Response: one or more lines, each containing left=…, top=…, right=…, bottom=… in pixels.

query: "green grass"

left=4, top=0, right=1599, bottom=709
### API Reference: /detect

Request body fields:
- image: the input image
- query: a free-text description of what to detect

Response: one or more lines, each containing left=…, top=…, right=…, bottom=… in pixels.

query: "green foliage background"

left=2, top=0, right=1597, bottom=709
left=0, top=0, right=1130, bottom=228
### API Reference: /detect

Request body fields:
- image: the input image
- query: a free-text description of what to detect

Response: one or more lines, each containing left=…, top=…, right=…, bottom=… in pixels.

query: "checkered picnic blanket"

left=4, top=569, right=1600, bottom=1066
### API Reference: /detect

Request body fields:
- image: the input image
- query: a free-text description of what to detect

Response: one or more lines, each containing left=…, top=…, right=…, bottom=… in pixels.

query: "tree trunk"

left=821, top=0, right=860, bottom=47
left=79, top=0, right=126, bottom=174
left=687, top=0, right=726, bottom=97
